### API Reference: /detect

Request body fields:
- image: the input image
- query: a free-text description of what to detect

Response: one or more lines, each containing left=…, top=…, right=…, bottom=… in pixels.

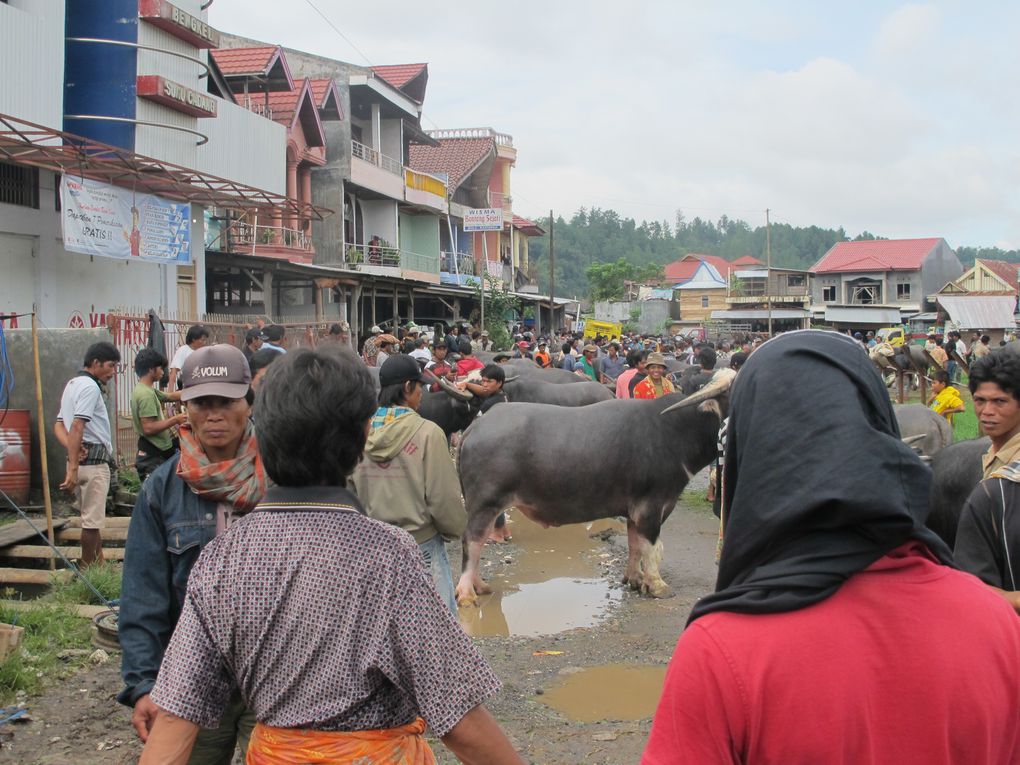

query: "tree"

left=471, top=274, right=519, bottom=351
left=586, top=258, right=636, bottom=302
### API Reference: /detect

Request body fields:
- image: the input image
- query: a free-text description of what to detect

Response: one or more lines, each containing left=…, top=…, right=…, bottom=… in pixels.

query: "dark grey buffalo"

left=417, top=389, right=476, bottom=441
left=928, top=437, right=989, bottom=548
left=502, top=374, right=614, bottom=406
left=894, top=404, right=953, bottom=459
left=455, top=369, right=736, bottom=605
left=505, top=358, right=584, bottom=384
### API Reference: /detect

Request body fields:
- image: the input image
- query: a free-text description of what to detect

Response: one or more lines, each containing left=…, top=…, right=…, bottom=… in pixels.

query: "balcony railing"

left=318, top=242, right=439, bottom=274
left=441, top=251, right=477, bottom=275
left=352, top=139, right=403, bottom=175
left=405, top=168, right=447, bottom=198
left=240, top=96, right=273, bottom=120
left=487, top=190, right=512, bottom=210
left=228, top=221, right=310, bottom=251
left=428, top=127, right=513, bottom=147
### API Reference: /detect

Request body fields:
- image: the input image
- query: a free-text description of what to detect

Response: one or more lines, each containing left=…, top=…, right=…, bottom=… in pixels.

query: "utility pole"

left=766, top=208, right=772, bottom=337
left=549, top=210, right=555, bottom=332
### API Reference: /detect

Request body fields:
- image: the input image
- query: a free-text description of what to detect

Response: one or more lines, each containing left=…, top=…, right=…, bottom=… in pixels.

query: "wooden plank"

left=56, top=528, right=129, bottom=543
left=1, top=546, right=126, bottom=561
left=63, top=517, right=132, bottom=529
left=0, top=519, right=68, bottom=548
left=0, top=568, right=72, bottom=585
left=0, top=600, right=108, bottom=619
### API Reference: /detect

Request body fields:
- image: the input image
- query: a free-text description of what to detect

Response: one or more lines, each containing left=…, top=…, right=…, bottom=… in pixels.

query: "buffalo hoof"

left=643, top=579, right=673, bottom=599
left=628, top=578, right=641, bottom=592
left=455, top=587, right=478, bottom=607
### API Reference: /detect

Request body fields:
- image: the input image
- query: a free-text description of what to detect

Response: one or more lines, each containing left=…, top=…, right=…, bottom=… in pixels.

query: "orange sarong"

left=245, top=717, right=436, bottom=765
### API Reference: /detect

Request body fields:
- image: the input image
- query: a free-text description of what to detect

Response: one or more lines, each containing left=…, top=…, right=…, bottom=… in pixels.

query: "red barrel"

left=0, top=410, right=31, bottom=506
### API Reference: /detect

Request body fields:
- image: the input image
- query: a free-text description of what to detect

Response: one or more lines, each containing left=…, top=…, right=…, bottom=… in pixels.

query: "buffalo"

left=928, top=436, right=989, bottom=548
left=894, top=404, right=953, bottom=459
left=502, top=374, right=614, bottom=406
left=455, top=369, right=736, bottom=605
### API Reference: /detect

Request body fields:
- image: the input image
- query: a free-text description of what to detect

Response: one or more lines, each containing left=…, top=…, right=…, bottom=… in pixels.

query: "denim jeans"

left=418, top=533, right=457, bottom=614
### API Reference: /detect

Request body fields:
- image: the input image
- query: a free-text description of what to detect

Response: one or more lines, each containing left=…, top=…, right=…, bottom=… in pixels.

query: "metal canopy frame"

left=0, top=112, right=333, bottom=220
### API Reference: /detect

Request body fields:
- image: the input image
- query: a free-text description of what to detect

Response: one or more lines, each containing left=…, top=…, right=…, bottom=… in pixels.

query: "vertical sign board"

left=463, top=208, right=504, bottom=231
left=60, top=176, right=192, bottom=264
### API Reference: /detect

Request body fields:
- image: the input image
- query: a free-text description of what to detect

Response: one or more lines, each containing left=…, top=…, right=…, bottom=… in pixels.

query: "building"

left=674, top=260, right=729, bottom=323
left=711, top=264, right=812, bottom=333
left=932, top=259, right=1018, bottom=343
left=809, top=238, right=963, bottom=330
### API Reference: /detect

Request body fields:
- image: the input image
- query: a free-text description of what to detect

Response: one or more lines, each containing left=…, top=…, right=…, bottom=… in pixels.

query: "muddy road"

left=0, top=473, right=720, bottom=765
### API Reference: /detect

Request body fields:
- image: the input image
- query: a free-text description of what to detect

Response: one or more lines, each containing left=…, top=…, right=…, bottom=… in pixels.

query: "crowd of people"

left=47, top=317, right=1020, bottom=763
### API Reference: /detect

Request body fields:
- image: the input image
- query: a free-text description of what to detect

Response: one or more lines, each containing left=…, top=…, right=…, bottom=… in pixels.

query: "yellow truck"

left=582, top=320, right=624, bottom=341
left=875, top=326, right=907, bottom=347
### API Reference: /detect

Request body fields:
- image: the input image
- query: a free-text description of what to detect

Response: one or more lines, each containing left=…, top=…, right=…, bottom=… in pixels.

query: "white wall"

left=0, top=0, right=64, bottom=130
left=198, top=99, right=286, bottom=195
left=360, top=200, right=398, bottom=244
left=380, top=118, right=402, bottom=162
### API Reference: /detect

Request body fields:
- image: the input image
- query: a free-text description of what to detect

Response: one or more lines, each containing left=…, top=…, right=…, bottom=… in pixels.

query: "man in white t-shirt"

left=409, top=337, right=432, bottom=365
left=167, top=325, right=210, bottom=390
left=55, top=341, right=120, bottom=566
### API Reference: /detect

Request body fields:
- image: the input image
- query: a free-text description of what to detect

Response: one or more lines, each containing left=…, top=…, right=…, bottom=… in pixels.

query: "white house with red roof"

left=809, top=238, right=963, bottom=329
left=932, top=259, right=1019, bottom=339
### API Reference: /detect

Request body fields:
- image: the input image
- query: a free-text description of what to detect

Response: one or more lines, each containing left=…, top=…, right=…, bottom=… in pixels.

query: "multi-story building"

left=809, top=238, right=963, bottom=330
left=932, top=259, right=1018, bottom=342
left=712, top=259, right=812, bottom=332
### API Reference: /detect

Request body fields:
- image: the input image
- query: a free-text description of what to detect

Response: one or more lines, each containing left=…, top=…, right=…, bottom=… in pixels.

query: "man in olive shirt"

left=131, top=349, right=186, bottom=481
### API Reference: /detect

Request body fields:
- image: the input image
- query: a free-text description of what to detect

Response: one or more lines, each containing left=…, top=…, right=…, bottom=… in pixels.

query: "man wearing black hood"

left=643, top=331, right=1020, bottom=765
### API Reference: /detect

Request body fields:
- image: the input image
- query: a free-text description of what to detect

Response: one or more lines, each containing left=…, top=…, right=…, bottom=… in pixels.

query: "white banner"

left=61, top=176, right=192, bottom=264
left=463, top=207, right=504, bottom=231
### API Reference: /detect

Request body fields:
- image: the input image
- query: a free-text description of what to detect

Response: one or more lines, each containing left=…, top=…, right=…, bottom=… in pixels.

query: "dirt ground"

left=0, top=474, right=720, bottom=765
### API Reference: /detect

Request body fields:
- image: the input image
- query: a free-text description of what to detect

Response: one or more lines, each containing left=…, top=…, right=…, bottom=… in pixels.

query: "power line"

left=302, top=0, right=374, bottom=67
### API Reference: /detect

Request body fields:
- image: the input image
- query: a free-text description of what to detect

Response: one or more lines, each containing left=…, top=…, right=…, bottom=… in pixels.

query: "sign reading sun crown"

left=138, top=0, right=221, bottom=49
left=137, top=75, right=218, bottom=118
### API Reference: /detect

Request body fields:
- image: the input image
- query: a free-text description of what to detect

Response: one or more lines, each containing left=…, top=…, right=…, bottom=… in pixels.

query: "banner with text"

left=463, top=207, right=504, bottom=231
left=61, top=176, right=192, bottom=264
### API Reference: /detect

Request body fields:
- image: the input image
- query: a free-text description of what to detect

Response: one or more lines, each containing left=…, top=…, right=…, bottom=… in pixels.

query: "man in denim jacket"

left=118, top=344, right=265, bottom=764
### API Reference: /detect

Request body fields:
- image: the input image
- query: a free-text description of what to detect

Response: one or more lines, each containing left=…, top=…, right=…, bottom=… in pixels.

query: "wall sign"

left=61, top=176, right=192, bottom=264
left=137, top=75, right=217, bottom=118
left=138, top=0, right=221, bottom=48
left=463, top=208, right=504, bottom=232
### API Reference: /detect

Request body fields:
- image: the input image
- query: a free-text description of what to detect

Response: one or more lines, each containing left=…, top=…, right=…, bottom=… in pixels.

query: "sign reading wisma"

left=463, top=208, right=504, bottom=231
left=60, top=177, right=192, bottom=264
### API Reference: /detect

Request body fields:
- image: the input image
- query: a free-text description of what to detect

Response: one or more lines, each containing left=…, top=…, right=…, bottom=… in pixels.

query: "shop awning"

left=937, top=295, right=1017, bottom=329
left=824, top=306, right=902, bottom=325
left=711, top=309, right=809, bottom=320
left=0, top=112, right=331, bottom=220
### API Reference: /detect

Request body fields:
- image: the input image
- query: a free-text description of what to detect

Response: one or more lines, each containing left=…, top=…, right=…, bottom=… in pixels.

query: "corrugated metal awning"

left=710, top=309, right=809, bottom=320
left=824, top=307, right=902, bottom=325
left=937, top=295, right=1018, bottom=329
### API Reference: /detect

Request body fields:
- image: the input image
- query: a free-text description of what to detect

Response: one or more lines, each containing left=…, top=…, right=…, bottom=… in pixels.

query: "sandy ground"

left=0, top=473, right=720, bottom=765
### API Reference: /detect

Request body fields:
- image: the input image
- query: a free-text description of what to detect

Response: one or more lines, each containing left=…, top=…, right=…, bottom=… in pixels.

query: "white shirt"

left=170, top=343, right=194, bottom=371
left=57, top=375, right=113, bottom=452
left=410, top=349, right=432, bottom=364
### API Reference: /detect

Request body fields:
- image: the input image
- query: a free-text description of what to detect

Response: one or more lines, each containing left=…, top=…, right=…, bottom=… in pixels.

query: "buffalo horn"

left=437, top=376, right=473, bottom=401
left=660, top=368, right=736, bottom=414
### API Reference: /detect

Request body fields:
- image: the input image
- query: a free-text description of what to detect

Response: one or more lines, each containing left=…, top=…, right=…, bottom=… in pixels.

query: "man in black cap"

left=351, top=355, right=464, bottom=613
left=261, top=325, right=286, bottom=354
left=242, top=328, right=263, bottom=362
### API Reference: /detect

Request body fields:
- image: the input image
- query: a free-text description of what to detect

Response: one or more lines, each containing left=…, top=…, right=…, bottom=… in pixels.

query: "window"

left=701, top=295, right=709, bottom=308
left=0, top=162, right=39, bottom=209
left=823, top=286, right=836, bottom=302
left=787, top=274, right=805, bottom=288
left=897, top=283, right=911, bottom=300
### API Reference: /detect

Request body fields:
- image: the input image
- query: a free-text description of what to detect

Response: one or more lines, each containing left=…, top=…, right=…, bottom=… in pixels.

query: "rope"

left=0, top=486, right=117, bottom=611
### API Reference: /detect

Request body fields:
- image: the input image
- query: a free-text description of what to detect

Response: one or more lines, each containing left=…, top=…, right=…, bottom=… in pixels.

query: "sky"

left=210, top=1, right=1020, bottom=249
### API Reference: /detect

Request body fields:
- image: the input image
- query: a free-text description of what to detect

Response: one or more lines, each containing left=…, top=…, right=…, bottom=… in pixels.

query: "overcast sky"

left=210, top=1, right=1020, bottom=249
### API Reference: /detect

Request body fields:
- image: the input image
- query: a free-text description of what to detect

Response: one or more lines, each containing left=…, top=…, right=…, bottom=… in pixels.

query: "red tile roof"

left=732, top=255, right=764, bottom=266
left=371, top=63, right=427, bottom=90
left=512, top=215, right=545, bottom=236
left=664, top=254, right=735, bottom=284
left=979, top=259, right=1019, bottom=290
left=210, top=46, right=278, bottom=76
left=308, top=78, right=335, bottom=107
left=810, top=238, right=942, bottom=273
left=409, top=137, right=494, bottom=187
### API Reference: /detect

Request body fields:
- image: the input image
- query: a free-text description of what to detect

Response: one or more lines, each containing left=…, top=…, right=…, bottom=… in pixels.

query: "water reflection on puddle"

left=458, top=513, right=625, bottom=638
left=541, top=664, right=668, bottom=722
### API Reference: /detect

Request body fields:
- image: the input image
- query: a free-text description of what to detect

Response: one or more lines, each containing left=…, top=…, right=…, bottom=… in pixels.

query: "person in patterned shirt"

left=140, top=346, right=524, bottom=765
left=633, top=352, right=675, bottom=399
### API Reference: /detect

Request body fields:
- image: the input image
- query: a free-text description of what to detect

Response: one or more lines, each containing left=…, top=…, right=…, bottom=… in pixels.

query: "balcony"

left=350, top=139, right=405, bottom=199
left=487, top=190, right=512, bottom=215
left=404, top=168, right=448, bottom=213
left=317, top=242, right=439, bottom=284
left=429, top=127, right=513, bottom=147
left=728, top=274, right=810, bottom=305
left=223, top=221, right=313, bottom=265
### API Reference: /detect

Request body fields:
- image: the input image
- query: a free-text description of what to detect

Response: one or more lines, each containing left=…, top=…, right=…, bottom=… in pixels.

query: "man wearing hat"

left=425, top=340, right=454, bottom=391
left=577, top=344, right=600, bottom=381
left=352, top=355, right=465, bottom=613
left=362, top=325, right=383, bottom=366
left=513, top=340, right=534, bottom=361
left=633, top=352, right=675, bottom=399
left=261, top=324, right=287, bottom=354
left=534, top=341, right=551, bottom=368
left=119, top=344, right=263, bottom=761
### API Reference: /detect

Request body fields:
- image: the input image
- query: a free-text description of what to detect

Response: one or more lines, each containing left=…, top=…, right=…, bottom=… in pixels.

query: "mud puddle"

left=459, top=513, right=626, bottom=638
left=540, top=664, right=668, bottom=722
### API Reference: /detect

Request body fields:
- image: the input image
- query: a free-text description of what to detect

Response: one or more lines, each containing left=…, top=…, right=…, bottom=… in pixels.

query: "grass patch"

left=891, top=376, right=982, bottom=443
left=680, top=486, right=716, bottom=516
left=50, top=561, right=122, bottom=607
left=119, top=469, right=141, bottom=495
left=0, top=599, right=93, bottom=704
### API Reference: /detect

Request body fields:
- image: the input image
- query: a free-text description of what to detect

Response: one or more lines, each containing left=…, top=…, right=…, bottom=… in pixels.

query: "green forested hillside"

left=524, top=208, right=1020, bottom=300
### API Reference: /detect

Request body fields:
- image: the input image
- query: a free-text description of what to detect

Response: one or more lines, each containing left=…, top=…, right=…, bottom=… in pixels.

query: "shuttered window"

left=0, top=162, right=40, bottom=209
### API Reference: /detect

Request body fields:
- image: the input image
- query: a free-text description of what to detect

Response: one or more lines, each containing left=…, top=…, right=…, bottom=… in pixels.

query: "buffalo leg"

left=455, top=509, right=500, bottom=606
left=623, top=520, right=642, bottom=589
left=637, top=535, right=670, bottom=598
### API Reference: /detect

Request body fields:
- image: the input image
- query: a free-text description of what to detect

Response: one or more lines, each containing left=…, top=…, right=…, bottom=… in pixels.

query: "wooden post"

left=31, top=313, right=55, bottom=569
left=897, top=370, right=905, bottom=405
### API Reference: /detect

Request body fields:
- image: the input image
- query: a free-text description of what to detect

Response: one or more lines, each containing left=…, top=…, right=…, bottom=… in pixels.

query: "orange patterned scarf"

left=176, top=420, right=267, bottom=513
left=246, top=718, right=436, bottom=764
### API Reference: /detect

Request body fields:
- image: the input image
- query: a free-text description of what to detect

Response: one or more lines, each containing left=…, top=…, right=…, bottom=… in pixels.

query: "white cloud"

left=873, top=4, right=942, bottom=58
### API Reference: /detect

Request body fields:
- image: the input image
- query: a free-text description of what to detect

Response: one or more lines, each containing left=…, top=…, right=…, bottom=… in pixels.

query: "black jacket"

left=955, top=477, right=1019, bottom=591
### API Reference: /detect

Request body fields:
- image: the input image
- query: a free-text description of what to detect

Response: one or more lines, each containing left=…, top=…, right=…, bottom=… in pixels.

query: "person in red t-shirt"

left=454, top=338, right=484, bottom=378
left=642, top=330, right=1020, bottom=765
